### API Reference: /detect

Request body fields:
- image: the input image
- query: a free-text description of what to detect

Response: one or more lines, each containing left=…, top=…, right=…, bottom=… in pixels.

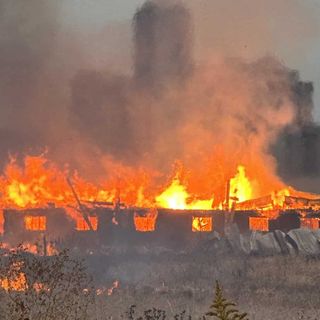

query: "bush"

left=0, top=246, right=94, bottom=320
left=206, top=281, right=248, bottom=320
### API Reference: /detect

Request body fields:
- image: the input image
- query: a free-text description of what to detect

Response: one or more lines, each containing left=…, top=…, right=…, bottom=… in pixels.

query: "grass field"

left=86, top=246, right=320, bottom=319
left=1, top=242, right=320, bottom=319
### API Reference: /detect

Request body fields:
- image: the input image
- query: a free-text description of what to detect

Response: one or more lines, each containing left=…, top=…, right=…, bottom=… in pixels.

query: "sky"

left=60, top=0, right=320, bottom=119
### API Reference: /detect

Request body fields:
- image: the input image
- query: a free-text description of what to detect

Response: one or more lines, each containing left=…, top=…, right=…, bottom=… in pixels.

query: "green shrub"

left=206, top=281, right=248, bottom=320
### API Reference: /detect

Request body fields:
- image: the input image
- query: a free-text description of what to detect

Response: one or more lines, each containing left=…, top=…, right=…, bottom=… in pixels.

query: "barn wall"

left=3, top=208, right=73, bottom=245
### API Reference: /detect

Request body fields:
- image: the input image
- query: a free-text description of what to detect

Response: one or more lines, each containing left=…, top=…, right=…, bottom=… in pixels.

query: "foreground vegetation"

left=0, top=244, right=320, bottom=319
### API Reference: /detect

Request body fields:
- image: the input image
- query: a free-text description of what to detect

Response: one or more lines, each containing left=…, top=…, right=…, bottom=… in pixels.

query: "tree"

left=206, top=281, right=248, bottom=320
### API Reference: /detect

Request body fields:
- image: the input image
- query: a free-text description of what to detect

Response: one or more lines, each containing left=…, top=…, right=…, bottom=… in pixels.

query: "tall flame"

left=230, top=165, right=252, bottom=203
left=0, top=153, right=308, bottom=224
left=0, top=156, right=262, bottom=212
left=156, top=177, right=213, bottom=210
left=0, top=155, right=151, bottom=209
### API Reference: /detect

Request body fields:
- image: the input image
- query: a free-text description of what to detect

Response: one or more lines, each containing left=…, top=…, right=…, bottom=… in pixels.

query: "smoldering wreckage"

left=1, top=1, right=320, bottom=258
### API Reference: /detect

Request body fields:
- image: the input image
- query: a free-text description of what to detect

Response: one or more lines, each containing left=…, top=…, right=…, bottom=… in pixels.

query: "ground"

left=84, top=245, right=320, bottom=319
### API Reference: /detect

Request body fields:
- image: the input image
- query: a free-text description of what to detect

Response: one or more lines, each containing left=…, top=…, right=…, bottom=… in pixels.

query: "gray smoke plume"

left=0, top=1, right=59, bottom=158
left=69, top=0, right=320, bottom=196
left=69, top=0, right=194, bottom=164
left=133, top=1, right=193, bottom=90
left=0, top=0, right=319, bottom=195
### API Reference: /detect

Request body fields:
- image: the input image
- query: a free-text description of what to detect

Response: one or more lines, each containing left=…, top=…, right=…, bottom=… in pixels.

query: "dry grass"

left=86, top=248, right=320, bottom=319
left=1, top=243, right=320, bottom=319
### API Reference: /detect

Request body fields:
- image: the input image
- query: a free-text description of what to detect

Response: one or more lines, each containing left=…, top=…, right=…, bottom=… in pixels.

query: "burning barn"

left=1, top=158, right=320, bottom=248
left=1, top=204, right=227, bottom=248
left=0, top=0, right=319, bottom=251
left=1, top=192, right=320, bottom=249
left=3, top=207, right=73, bottom=246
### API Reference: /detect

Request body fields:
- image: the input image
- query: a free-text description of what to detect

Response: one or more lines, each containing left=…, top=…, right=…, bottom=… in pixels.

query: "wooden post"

left=225, top=179, right=230, bottom=212
left=43, top=234, right=47, bottom=256
left=66, top=177, right=94, bottom=231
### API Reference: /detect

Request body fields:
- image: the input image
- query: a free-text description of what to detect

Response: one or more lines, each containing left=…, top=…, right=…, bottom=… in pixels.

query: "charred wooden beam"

left=66, top=177, right=94, bottom=231
left=83, top=200, right=126, bottom=207
left=235, top=195, right=273, bottom=210
left=284, top=196, right=320, bottom=208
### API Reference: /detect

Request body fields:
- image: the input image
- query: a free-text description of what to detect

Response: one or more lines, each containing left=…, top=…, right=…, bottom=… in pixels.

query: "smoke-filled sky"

left=1, top=0, right=320, bottom=196
left=60, top=0, right=320, bottom=117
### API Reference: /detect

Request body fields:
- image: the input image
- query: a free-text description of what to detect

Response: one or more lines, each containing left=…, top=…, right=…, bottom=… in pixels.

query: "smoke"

left=68, top=1, right=316, bottom=197
left=0, top=1, right=59, bottom=153
left=0, top=0, right=109, bottom=175
left=0, top=0, right=82, bottom=168
left=186, top=0, right=320, bottom=64
left=133, top=1, right=193, bottom=90
left=0, top=0, right=319, bottom=195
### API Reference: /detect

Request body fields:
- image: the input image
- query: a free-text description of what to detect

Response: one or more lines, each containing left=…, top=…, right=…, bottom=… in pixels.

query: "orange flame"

left=0, top=262, right=27, bottom=291
left=134, top=208, right=158, bottom=232
left=0, top=155, right=287, bottom=213
left=0, top=155, right=154, bottom=210
left=192, top=216, right=212, bottom=232
left=271, top=188, right=290, bottom=207
left=0, top=272, right=27, bottom=291
left=0, top=152, right=311, bottom=237
left=156, top=177, right=213, bottom=210
left=24, top=216, right=46, bottom=231
left=76, top=216, right=98, bottom=231
left=230, top=165, right=252, bottom=203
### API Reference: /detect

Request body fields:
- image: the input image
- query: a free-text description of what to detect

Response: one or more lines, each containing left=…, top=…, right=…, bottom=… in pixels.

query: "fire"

left=230, top=165, right=252, bottom=203
left=76, top=216, right=98, bottom=231
left=0, top=262, right=27, bottom=292
left=155, top=177, right=213, bottom=210
left=0, top=272, right=27, bottom=291
left=249, top=217, right=269, bottom=232
left=0, top=154, right=288, bottom=216
left=134, top=208, right=158, bottom=232
left=2, top=156, right=70, bottom=208
left=24, top=216, right=46, bottom=231
left=192, top=216, right=212, bottom=232
left=300, top=218, right=320, bottom=230
left=0, top=155, right=151, bottom=210
left=271, top=188, right=290, bottom=207
left=0, top=152, right=314, bottom=239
